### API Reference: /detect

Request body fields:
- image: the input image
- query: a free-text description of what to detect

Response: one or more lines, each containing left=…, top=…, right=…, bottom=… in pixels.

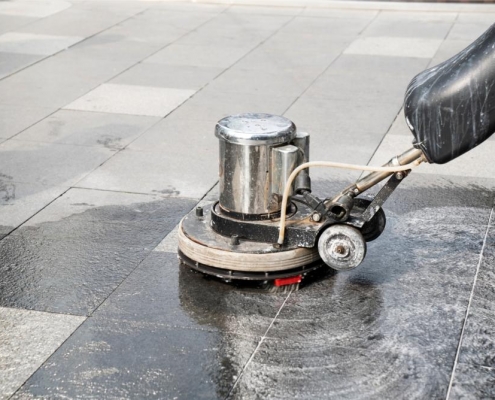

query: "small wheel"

left=317, top=225, right=367, bottom=271
left=353, top=198, right=386, bottom=242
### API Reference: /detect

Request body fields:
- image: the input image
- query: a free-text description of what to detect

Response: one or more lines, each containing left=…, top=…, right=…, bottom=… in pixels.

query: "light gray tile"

left=0, top=181, right=67, bottom=229
left=175, top=27, right=268, bottom=48
left=71, top=0, right=149, bottom=17
left=0, top=15, right=38, bottom=35
left=15, top=110, right=160, bottom=150
left=0, top=1, right=71, bottom=18
left=447, top=22, right=493, bottom=41
left=362, top=17, right=452, bottom=39
left=456, top=12, right=495, bottom=24
left=388, top=109, right=412, bottom=136
left=228, top=5, right=302, bottom=15
left=369, top=133, right=495, bottom=179
left=169, top=89, right=295, bottom=125
left=263, top=30, right=353, bottom=51
left=0, top=105, right=56, bottom=139
left=206, top=67, right=319, bottom=97
left=344, top=36, right=443, bottom=59
left=76, top=148, right=217, bottom=198
left=0, top=51, right=43, bottom=79
left=285, top=16, right=370, bottom=36
left=0, top=32, right=83, bottom=56
left=301, top=8, right=378, bottom=19
left=0, top=307, right=84, bottom=400
left=110, top=63, right=224, bottom=90
left=154, top=2, right=228, bottom=13
left=0, top=52, right=132, bottom=108
left=204, top=12, right=293, bottom=32
left=144, top=43, right=254, bottom=68
left=429, top=39, right=472, bottom=67
left=64, top=84, right=196, bottom=117
left=0, top=140, right=116, bottom=187
left=17, top=7, right=131, bottom=38
left=153, top=225, right=179, bottom=253
left=284, top=96, right=401, bottom=136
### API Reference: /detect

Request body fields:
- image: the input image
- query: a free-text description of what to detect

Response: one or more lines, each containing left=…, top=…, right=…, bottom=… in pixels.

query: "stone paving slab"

left=0, top=307, right=84, bottom=400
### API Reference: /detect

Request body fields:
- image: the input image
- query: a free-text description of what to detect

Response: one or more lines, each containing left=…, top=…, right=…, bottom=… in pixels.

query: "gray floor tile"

left=0, top=307, right=85, bottom=400
left=170, top=89, right=295, bottom=125
left=65, top=84, right=196, bottom=117
left=76, top=146, right=218, bottom=198
left=71, top=0, right=149, bottom=17
left=206, top=67, right=319, bottom=98
left=14, top=321, right=257, bottom=399
left=110, top=63, right=224, bottom=90
left=284, top=96, right=401, bottom=136
left=0, top=1, right=71, bottom=18
left=0, top=51, right=43, bottom=79
left=204, top=12, right=293, bottom=32
left=429, top=39, right=472, bottom=67
left=0, top=15, right=38, bottom=35
left=450, top=363, right=495, bottom=399
left=447, top=22, right=493, bottom=41
left=286, top=16, right=371, bottom=37
left=263, top=30, right=353, bottom=52
left=0, top=140, right=115, bottom=187
left=0, top=190, right=196, bottom=315
left=0, top=52, right=132, bottom=108
left=144, top=43, right=254, bottom=68
left=175, top=27, right=269, bottom=48
left=15, top=110, right=160, bottom=150
left=362, top=18, right=452, bottom=39
left=0, top=32, right=83, bottom=56
left=0, top=181, right=67, bottom=230
left=0, top=104, right=55, bottom=139
left=154, top=2, right=228, bottom=13
left=228, top=4, right=303, bottom=15
left=345, top=36, right=443, bottom=59
left=301, top=8, right=378, bottom=19
left=17, top=7, right=131, bottom=38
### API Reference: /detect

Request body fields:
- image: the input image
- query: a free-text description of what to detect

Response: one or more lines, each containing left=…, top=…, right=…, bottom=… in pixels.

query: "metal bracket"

left=358, top=173, right=406, bottom=225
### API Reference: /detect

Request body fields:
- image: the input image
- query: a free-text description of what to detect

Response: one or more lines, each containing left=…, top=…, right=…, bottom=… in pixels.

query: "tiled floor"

left=1, top=0, right=495, bottom=399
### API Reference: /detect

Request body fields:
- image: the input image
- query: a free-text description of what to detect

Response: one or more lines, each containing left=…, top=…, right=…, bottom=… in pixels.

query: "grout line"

left=445, top=204, right=494, bottom=400
left=226, top=289, right=293, bottom=399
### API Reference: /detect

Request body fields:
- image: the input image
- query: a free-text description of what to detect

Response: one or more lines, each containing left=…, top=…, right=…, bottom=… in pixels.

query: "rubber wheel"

left=353, top=198, right=386, bottom=242
left=317, top=225, right=367, bottom=271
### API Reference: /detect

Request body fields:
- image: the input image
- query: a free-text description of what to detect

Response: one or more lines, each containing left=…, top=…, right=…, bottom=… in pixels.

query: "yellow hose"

left=277, top=159, right=423, bottom=245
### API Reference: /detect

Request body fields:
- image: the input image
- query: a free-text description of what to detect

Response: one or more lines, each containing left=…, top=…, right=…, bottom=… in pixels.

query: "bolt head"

left=312, top=212, right=321, bottom=222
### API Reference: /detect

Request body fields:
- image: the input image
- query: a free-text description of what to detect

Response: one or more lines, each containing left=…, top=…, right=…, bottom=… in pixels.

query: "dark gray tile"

left=92, top=252, right=289, bottom=337
left=15, top=110, right=160, bottom=150
left=0, top=194, right=196, bottom=315
left=450, top=363, right=495, bottom=400
left=13, top=320, right=257, bottom=400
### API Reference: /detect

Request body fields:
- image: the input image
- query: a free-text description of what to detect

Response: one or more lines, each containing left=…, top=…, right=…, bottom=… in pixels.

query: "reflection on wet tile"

left=91, top=252, right=287, bottom=337
left=450, top=363, right=495, bottom=399
left=0, top=307, right=84, bottom=400
left=0, top=191, right=195, bottom=315
left=13, top=319, right=257, bottom=400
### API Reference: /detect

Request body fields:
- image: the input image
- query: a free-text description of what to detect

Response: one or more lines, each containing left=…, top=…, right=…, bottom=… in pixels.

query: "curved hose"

left=277, top=160, right=423, bottom=245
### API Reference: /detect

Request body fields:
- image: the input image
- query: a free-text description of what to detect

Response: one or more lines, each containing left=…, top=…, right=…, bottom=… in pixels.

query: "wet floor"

left=2, top=173, right=495, bottom=399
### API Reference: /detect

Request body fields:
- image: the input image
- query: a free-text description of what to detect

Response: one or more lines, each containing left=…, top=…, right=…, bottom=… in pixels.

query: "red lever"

left=274, top=275, right=302, bottom=287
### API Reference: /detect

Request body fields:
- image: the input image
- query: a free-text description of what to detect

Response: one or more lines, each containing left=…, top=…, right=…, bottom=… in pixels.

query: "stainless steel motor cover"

left=216, top=113, right=297, bottom=216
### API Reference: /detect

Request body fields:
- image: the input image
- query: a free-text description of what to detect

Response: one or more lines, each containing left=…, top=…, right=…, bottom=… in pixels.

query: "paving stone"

left=0, top=104, right=55, bottom=140
left=0, top=191, right=196, bottom=315
left=153, top=225, right=179, bottom=253
left=15, top=110, right=160, bottom=150
left=285, top=16, right=371, bottom=37
left=369, top=133, right=495, bottom=179
left=429, top=39, right=472, bottom=67
left=362, top=16, right=452, bottom=39
left=0, top=307, right=85, bottom=400
left=0, top=51, right=43, bottom=80
left=228, top=4, right=302, bottom=15
left=176, top=26, right=269, bottom=48
left=447, top=22, right=494, bottom=41
left=144, top=43, right=254, bottom=68
left=65, top=84, right=196, bottom=117
left=0, top=15, right=38, bottom=36
left=344, top=36, right=443, bottom=59
left=0, top=139, right=115, bottom=187
left=0, top=181, right=67, bottom=230
left=301, top=8, right=378, bottom=19
left=17, top=7, right=131, bottom=38
left=154, top=2, right=228, bottom=13
left=450, top=363, right=495, bottom=399
left=0, top=1, right=71, bottom=18
left=71, top=0, right=149, bottom=17
left=0, top=52, right=132, bottom=108
left=263, top=30, right=353, bottom=51
left=0, top=32, right=83, bottom=56
left=206, top=67, right=319, bottom=98
left=284, top=96, right=401, bottom=136
left=76, top=147, right=218, bottom=199
left=13, top=321, right=257, bottom=400
left=170, top=89, right=295, bottom=125
left=110, top=63, right=224, bottom=91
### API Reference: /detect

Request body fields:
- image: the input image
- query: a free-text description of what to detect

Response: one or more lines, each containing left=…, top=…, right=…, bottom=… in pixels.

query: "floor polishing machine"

left=178, top=25, right=495, bottom=290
